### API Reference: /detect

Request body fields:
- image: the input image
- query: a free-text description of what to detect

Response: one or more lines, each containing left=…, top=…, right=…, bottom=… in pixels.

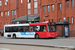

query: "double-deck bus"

left=4, top=22, right=57, bottom=39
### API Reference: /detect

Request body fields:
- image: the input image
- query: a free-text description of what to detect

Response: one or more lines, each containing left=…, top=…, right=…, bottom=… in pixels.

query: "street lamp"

left=26, top=0, right=28, bottom=23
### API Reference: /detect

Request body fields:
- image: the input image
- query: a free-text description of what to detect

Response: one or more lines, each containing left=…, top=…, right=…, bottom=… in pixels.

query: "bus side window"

left=26, top=26, right=29, bottom=32
left=6, top=27, right=10, bottom=32
left=23, top=27, right=26, bottom=32
left=33, top=26, right=40, bottom=32
left=29, top=26, right=34, bottom=32
left=10, top=27, right=13, bottom=32
left=41, top=25, right=46, bottom=32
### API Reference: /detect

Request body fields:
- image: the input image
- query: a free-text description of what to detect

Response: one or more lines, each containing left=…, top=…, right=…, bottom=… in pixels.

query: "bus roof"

left=4, top=22, right=48, bottom=27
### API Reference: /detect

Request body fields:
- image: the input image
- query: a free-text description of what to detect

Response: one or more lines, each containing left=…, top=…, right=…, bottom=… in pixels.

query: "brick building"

left=40, top=0, right=75, bottom=37
left=0, top=0, right=40, bottom=30
left=0, top=0, right=75, bottom=37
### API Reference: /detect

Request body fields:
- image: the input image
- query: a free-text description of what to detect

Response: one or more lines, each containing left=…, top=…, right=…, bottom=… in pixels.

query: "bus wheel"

left=13, top=34, right=16, bottom=39
left=35, top=34, right=39, bottom=39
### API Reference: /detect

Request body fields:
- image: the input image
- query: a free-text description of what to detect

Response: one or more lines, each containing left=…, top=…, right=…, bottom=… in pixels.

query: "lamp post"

left=27, top=0, right=28, bottom=23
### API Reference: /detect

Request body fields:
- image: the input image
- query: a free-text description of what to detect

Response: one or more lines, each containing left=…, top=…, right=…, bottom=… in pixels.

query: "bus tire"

left=13, top=34, right=16, bottom=39
left=35, top=34, right=39, bottom=39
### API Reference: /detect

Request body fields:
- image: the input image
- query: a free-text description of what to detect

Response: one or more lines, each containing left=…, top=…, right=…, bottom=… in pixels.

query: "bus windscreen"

left=48, top=23, right=56, bottom=32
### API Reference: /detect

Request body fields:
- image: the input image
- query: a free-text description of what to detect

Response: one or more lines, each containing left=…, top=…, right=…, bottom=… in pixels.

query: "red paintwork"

left=29, top=23, right=47, bottom=26
left=29, top=22, right=57, bottom=38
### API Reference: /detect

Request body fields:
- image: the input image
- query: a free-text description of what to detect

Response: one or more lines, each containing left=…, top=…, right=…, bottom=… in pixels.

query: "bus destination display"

left=48, top=23, right=55, bottom=25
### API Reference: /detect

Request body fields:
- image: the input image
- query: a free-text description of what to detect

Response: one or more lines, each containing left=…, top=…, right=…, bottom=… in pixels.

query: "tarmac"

left=0, top=37, right=75, bottom=50
left=0, top=48, right=10, bottom=50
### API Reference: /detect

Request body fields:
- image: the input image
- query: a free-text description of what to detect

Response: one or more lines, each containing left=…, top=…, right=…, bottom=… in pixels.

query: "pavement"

left=0, top=44, right=67, bottom=50
left=0, top=37, right=75, bottom=50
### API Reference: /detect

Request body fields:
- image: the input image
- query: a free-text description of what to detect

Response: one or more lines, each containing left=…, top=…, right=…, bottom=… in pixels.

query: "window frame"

left=21, top=0, right=23, bottom=4
left=28, top=9, right=31, bottom=15
left=66, top=0, right=69, bottom=9
left=11, top=10, right=13, bottom=16
left=48, top=5, right=50, bottom=12
left=34, top=0, right=38, bottom=14
left=59, top=3, right=61, bottom=11
left=8, top=11, right=9, bottom=16
left=5, top=0, right=8, bottom=6
left=34, top=8, right=38, bottom=14
left=1, top=12, right=3, bottom=17
left=27, top=0, right=31, bottom=3
left=43, top=6, right=45, bottom=13
left=67, top=17, right=69, bottom=23
left=52, top=5, right=54, bottom=12
left=14, top=10, right=16, bottom=16
left=0, top=1, right=2, bottom=6
left=72, top=17, right=74, bottom=24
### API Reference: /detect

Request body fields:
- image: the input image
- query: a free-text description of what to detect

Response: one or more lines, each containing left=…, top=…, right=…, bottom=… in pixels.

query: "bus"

left=4, top=22, right=57, bottom=39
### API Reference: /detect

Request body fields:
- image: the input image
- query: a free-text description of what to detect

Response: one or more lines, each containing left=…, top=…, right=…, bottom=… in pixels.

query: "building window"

left=52, top=5, right=54, bottom=12
left=72, top=17, right=74, bottom=24
left=59, top=4, right=61, bottom=10
left=14, top=10, right=16, bottom=16
left=34, top=8, right=38, bottom=14
left=5, top=11, right=9, bottom=16
left=27, top=0, right=31, bottom=3
left=52, top=19, right=53, bottom=22
left=34, top=2, right=38, bottom=8
left=0, top=1, right=2, bottom=6
left=28, top=9, right=31, bottom=15
left=5, top=0, right=8, bottom=2
left=34, top=0, right=37, bottom=1
left=1, top=12, right=3, bottom=17
left=66, top=0, right=69, bottom=9
left=28, top=3, right=31, bottom=9
left=67, top=17, right=69, bottom=23
left=59, top=18, right=61, bottom=22
left=12, top=10, right=13, bottom=16
left=43, top=6, right=45, bottom=12
left=34, top=0, right=38, bottom=14
left=48, top=5, right=50, bottom=12
left=21, top=0, right=22, bottom=4
left=28, top=0, right=31, bottom=15
left=8, top=11, right=9, bottom=16
left=5, top=11, right=7, bottom=16
left=5, top=0, right=8, bottom=5
left=72, top=0, right=75, bottom=8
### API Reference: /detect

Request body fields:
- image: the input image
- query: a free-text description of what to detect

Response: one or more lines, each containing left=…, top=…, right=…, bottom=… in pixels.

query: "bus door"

left=35, top=25, right=47, bottom=38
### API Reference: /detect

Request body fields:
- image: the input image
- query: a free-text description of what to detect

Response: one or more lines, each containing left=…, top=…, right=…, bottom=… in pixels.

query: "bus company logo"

left=21, top=32, right=26, bottom=35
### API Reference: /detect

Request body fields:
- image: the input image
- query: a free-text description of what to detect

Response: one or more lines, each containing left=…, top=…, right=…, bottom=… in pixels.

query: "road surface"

left=0, top=37, right=75, bottom=47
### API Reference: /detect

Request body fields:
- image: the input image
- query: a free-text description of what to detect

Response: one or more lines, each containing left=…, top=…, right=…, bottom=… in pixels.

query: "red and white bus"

left=4, top=22, right=57, bottom=39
